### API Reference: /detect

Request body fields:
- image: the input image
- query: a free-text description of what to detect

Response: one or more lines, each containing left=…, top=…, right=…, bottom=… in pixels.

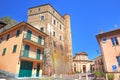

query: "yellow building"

left=0, top=22, right=47, bottom=78
left=73, top=52, right=93, bottom=73
left=28, top=4, right=73, bottom=74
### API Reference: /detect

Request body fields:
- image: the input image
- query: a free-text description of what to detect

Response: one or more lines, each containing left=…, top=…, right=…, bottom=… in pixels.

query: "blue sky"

left=0, top=0, right=120, bottom=60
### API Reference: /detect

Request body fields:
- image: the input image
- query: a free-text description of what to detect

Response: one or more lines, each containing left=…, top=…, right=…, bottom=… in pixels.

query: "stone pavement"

left=0, top=73, right=94, bottom=80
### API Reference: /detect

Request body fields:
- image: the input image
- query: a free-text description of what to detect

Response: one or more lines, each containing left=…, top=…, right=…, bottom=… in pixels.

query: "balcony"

left=20, top=50, right=43, bottom=62
left=23, top=33, right=44, bottom=49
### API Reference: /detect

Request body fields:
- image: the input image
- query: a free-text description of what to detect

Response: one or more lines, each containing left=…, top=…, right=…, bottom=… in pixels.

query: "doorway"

left=83, top=65, right=86, bottom=73
left=36, top=64, right=40, bottom=77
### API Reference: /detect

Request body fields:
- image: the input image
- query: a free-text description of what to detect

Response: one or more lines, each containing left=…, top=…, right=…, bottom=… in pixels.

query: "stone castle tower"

left=27, top=4, right=72, bottom=74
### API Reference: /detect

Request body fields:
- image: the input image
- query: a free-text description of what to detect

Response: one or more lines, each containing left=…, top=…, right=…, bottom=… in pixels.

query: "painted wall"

left=0, top=26, right=24, bottom=74
left=99, top=35, right=120, bottom=72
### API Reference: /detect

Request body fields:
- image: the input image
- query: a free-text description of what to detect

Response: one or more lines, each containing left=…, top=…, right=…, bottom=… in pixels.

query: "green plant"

left=94, top=71, right=105, bottom=78
left=94, top=71, right=101, bottom=77
left=76, top=71, right=79, bottom=73
left=75, top=70, right=82, bottom=74
left=107, top=73, right=114, bottom=80
left=99, top=71, right=105, bottom=77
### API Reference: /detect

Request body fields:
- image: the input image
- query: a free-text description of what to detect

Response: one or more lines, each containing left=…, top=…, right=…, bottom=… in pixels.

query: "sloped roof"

left=76, top=52, right=88, bottom=56
left=73, top=52, right=88, bottom=59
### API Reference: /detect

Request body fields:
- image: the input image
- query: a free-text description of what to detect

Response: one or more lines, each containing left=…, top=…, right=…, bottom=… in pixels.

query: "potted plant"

left=107, top=73, right=114, bottom=80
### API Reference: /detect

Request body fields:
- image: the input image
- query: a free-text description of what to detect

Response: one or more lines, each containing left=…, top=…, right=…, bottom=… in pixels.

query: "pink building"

left=96, top=29, right=120, bottom=79
left=94, top=55, right=104, bottom=72
left=0, top=22, right=47, bottom=78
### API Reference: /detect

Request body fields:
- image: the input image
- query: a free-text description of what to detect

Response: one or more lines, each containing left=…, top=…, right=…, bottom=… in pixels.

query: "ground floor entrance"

left=18, top=59, right=42, bottom=78
left=19, top=61, right=33, bottom=77
left=83, top=65, right=86, bottom=73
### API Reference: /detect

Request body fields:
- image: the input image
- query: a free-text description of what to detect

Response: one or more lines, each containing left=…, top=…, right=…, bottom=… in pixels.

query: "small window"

left=53, top=10, right=55, bottom=13
left=30, top=10, right=32, bottom=13
left=101, top=38, right=107, bottom=42
left=60, top=24, right=62, bottom=29
left=117, top=56, right=120, bottom=66
left=41, top=16, right=44, bottom=21
left=53, top=31, right=55, bottom=36
left=38, top=8, right=40, bottom=11
left=2, top=48, right=6, bottom=55
left=60, top=35, right=62, bottom=40
left=53, top=41, right=56, bottom=47
left=60, top=44, right=63, bottom=50
left=13, top=45, right=17, bottom=53
left=6, top=34, right=10, bottom=40
left=16, top=29, right=20, bottom=37
left=40, top=27, right=44, bottom=32
left=111, top=37, right=119, bottom=46
left=53, top=20, right=56, bottom=25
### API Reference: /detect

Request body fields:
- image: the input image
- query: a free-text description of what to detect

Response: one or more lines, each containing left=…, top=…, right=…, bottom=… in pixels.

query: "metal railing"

left=20, top=50, right=43, bottom=60
left=23, top=33, right=44, bottom=45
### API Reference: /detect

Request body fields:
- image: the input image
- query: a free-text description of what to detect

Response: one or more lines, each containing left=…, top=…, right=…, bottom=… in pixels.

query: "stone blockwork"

left=28, top=4, right=73, bottom=74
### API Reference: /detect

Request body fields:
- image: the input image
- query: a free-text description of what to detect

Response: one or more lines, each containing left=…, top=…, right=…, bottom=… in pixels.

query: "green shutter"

left=38, top=36, right=42, bottom=44
left=36, top=49, right=41, bottom=60
left=2, top=48, right=6, bottom=55
left=26, top=30, right=32, bottom=40
left=13, top=45, right=17, bottom=53
left=16, top=30, right=20, bottom=37
left=24, top=45, right=30, bottom=57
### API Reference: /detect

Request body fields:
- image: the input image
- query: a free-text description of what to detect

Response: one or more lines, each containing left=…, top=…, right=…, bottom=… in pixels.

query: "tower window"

left=60, top=44, right=63, bottom=50
left=53, top=31, right=55, bottom=36
left=40, top=27, right=44, bottom=32
left=41, top=16, right=44, bottom=21
left=111, top=37, right=119, bottom=46
left=60, top=24, right=62, bottom=29
left=53, top=41, right=56, bottom=47
left=60, top=35, right=62, bottom=40
left=38, top=8, right=40, bottom=11
left=53, top=10, right=55, bottom=13
left=29, top=10, right=32, bottom=13
left=53, top=20, right=56, bottom=25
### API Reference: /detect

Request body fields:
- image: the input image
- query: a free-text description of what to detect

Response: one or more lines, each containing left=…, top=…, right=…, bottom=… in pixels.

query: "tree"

left=0, top=17, right=18, bottom=29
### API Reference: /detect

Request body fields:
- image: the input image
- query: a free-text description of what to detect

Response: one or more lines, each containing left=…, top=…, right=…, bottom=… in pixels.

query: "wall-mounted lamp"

left=34, top=67, right=36, bottom=70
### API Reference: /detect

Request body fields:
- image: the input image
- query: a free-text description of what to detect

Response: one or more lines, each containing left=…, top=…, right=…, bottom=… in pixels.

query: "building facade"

left=0, top=22, right=47, bottom=78
left=27, top=4, right=73, bottom=74
left=94, top=55, right=104, bottom=72
left=73, top=52, right=92, bottom=73
left=96, top=29, right=120, bottom=79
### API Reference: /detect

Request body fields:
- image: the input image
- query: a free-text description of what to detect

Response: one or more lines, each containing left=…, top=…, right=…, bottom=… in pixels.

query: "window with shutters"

left=13, top=45, right=17, bottom=53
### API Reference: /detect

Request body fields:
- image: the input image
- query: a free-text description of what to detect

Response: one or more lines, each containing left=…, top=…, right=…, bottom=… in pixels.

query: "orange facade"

left=0, top=22, right=47, bottom=78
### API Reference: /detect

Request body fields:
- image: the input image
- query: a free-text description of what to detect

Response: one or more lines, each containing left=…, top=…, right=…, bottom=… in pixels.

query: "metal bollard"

left=53, top=74, right=56, bottom=78
left=60, top=74, right=62, bottom=78
left=78, top=75, right=81, bottom=79
left=86, top=74, right=88, bottom=80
